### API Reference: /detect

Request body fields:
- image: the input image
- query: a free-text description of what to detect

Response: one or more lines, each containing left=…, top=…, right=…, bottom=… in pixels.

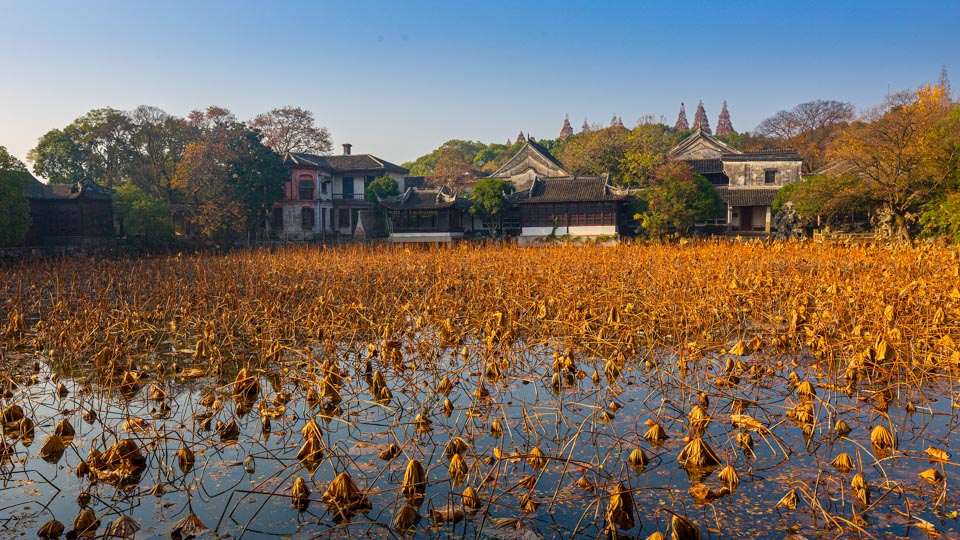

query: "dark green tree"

left=365, top=176, right=400, bottom=211
left=114, top=182, right=175, bottom=245
left=468, top=178, right=515, bottom=236
left=0, top=171, right=32, bottom=246
left=28, top=127, right=87, bottom=183
left=0, top=146, right=27, bottom=172
left=641, top=161, right=724, bottom=237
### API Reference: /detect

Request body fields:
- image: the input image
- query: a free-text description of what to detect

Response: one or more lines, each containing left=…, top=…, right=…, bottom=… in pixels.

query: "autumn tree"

left=827, top=84, right=959, bottom=242
left=621, top=122, right=676, bottom=186
left=560, top=125, right=630, bottom=180
left=0, top=146, right=27, bottom=172
left=250, top=106, right=333, bottom=155
left=127, top=105, right=193, bottom=203
left=429, top=144, right=480, bottom=189
left=756, top=100, right=855, bottom=172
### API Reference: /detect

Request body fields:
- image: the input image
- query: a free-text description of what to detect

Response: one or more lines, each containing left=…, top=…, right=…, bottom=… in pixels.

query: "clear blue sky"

left=1, top=0, right=957, bottom=169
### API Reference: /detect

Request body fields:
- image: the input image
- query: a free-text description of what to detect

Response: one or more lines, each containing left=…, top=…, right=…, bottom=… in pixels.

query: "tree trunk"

left=893, top=211, right=913, bottom=246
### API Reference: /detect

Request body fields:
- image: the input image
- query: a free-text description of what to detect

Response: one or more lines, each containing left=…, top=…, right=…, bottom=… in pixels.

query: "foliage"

left=756, top=100, right=855, bottom=173
left=640, top=162, right=724, bottom=237
left=365, top=176, right=400, bottom=207
left=781, top=174, right=872, bottom=223
left=827, top=85, right=960, bottom=242
left=28, top=126, right=87, bottom=183
left=0, top=171, right=32, bottom=246
left=404, top=140, right=489, bottom=177
left=468, top=178, right=515, bottom=235
left=0, top=146, right=27, bottom=172
left=127, top=106, right=193, bottom=203
left=114, top=182, right=174, bottom=245
left=560, top=125, right=631, bottom=180
left=250, top=106, right=332, bottom=155
left=621, top=123, right=677, bottom=186
left=920, top=193, right=960, bottom=242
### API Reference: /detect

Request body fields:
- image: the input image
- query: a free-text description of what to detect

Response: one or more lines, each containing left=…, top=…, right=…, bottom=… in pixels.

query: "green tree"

left=468, top=178, right=515, bottom=236
left=365, top=176, right=400, bottom=209
left=114, top=182, right=174, bottom=245
left=0, top=171, right=32, bottom=246
left=641, top=161, right=724, bottom=237
left=621, top=122, right=676, bottom=186
left=28, top=126, right=87, bottom=183
left=0, top=146, right=27, bottom=172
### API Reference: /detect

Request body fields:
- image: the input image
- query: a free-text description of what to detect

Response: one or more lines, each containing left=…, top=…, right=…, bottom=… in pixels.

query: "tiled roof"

left=722, top=149, right=801, bottom=162
left=24, top=175, right=114, bottom=200
left=285, top=152, right=409, bottom=174
left=379, top=187, right=470, bottom=210
left=489, top=141, right=569, bottom=179
left=685, top=158, right=724, bottom=174
left=714, top=186, right=781, bottom=207
left=513, top=175, right=629, bottom=204
left=669, top=128, right=741, bottom=158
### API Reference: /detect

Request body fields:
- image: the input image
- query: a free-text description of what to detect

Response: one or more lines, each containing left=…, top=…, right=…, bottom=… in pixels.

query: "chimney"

left=342, top=143, right=352, bottom=155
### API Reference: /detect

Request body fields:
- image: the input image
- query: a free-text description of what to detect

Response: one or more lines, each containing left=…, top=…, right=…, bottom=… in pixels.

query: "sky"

left=1, top=0, right=958, bottom=170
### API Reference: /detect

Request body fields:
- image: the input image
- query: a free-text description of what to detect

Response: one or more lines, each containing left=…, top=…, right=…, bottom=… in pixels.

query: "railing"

left=392, top=226, right=464, bottom=234
left=814, top=230, right=876, bottom=244
left=332, top=193, right=366, bottom=201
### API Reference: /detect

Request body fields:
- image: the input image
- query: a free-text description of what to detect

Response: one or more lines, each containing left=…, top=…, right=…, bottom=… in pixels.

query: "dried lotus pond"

left=0, top=241, right=958, bottom=539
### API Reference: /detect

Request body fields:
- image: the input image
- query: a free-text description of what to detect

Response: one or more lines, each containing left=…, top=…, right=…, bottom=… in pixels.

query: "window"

left=301, top=207, right=315, bottom=229
left=338, top=208, right=350, bottom=228
left=342, top=177, right=354, bottom=198
left=365, top=175, right=376, bottom=188
left=298, top=179, right=315, bottom=200
left=764, top=170, right=778, bottom=184
left=272, top=207, right=283, bottom=228
left=321, top=180, right=328, bottom=194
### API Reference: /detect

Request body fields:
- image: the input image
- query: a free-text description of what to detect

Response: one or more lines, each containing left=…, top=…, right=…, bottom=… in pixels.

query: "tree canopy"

left=250, top=106, right=333, bottom=155
left=0, top=146, right=27, bottom=172
left=468, top=178, right=515, bottom=236
left=0, top=171, right=32, bottom=246
left=640, top=161, right=724, bottom=237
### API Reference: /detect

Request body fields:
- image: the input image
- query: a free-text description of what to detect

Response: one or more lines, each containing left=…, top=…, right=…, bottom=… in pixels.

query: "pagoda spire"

left=675, top=102, right=689, bottom=130
left=582, top=118, right=590, bottom=133
left=506, top=138, right=512, bottom=146
left=692, top=100, right=711, bottom=134
left=516, top=130, right=526, bottom=144
left=559, top=114, right=574, bottom=140
left=610, top=114, right=618, bottom=128
left=715, top=100, right=734, bottom=136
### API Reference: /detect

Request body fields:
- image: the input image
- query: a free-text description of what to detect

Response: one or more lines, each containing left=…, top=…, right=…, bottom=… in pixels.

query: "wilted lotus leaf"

left=517, top=475, right=537, bottom=490
left=730, top=413, right=765, bottom=432
left=171, top=513, right=207, bottom=539
left=104, top=516, right=140, bottom=539
left=473, top=383, right=490, bottom=399
left=796, top=380, right=816, bottom=401
left=442, top=398, right=454, bottom=415
left=120, top=371, right=142, bottom=394
left=490, top=419, right=504, bottom=437
left=688, top=406, right=709, bottom=435
left=926, top=446, right=951, bottom=462
left=56, top=382, right=68, bottom=398
left=301, top=417, right=322, bottom=441
left=462, top=486, right=481, bottom=510
left=728, top=340, right=750, bottom=357
left=149, top=384, right=166, bottom=401
left=718, top=464, right=739, bottom=490
left=392, top=503, right=420, bottom=534
left=787, top=402, right=814, bottom=425
left=437, top=376, right=453, bottom=396
left=17, top=416, right=35, bottom=443
left=449, top=453, right=468, bottom=483
left=379, top=443, right=401, bottom=461
left=688, top=482, right=730, bottom=505
left=39, top=433, right=66, bottom=463
left=603, top=359, right=621, bottom=383
left=233, top=367, right=259, bottom=403
left=527, top=446, right=546, bottom=470
left=176, top=446, right=195, bottom=473
left=870, top=425, right=895, bottom=454
left=736, top=432, right=754, bottom=452
left=834, top=418, right=852, bottom=437
left=1, top=403, right=24, bottom=426
left=831, top=452, right=855, bottom=473
left=74, top=459, right=90, bottom=477
left=485, top=361, right=501, bottom=380
left=91, top=438, right=146, bottom=485
left=73, top=508, right=99, bottom=537
left=919, top=468, right=944, bottom=485
left=322, top=471, right=371, bottom=515
left=576, top=475, right=594, bottom=491
left=401, top=459, right=426, bottom=503
left=414, top=414, right=432, bottom=434
left=646, top=532, right=666, bottom=540
left=628, top=448, right=648, bottom=471
left=37, top=519, right=64, bottom=539
left=291, top=476, right=311, bottom=510
left=217, top=419, right=240, bottom=441
left=852, top=473, right=870, bottom=506
left=605, top=482, right=635, bottom=530
left=121, top=417, right=150, bottom=432
left=297, top=434, right=324, bottom=466
left=427, top=504, right=466, bottom=525
left=520, top=494, right=538, bottom=513
left=677, top=437, right=721, bottom=470
left=599, top=410, right=615, bottom=422
left=321, top=378, right=344, bottom=404
left=775, top=488, right=799, bottom=511
left=445, top=437, right=469, bottom=460
left=643, top=420, right=667, bottom=446
left=670, top=514, right=701, bottom=540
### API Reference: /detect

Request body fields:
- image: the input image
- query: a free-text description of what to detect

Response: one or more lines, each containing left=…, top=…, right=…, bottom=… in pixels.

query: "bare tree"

left=250, top=106, right=333, bottom=156
left=755, top=100, right=855, bottom=172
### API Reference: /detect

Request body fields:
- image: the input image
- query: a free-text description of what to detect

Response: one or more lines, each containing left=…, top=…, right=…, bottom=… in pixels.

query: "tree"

left=173, top=106, right=285, bottom=245
left=365, top=176, right=400, bottom=209
left=755, top=100, right=855, bottom=172
left=114, top=182, right=174, bottom=245
left=250, top=106, right=332, bottom=155
left=828, top=85, right=959, bottom=242
left=0, top=146, right=27, bottom=172
left=127, top=105, right=194, bottom=203
left=0, top=171, right=32, bottom=246
left=621, top=122, right=676, bottom=186
left=560, top=125, right=631, bottom=181
left=641, top=161, right=724, bottom=237
left=28, top=127, right=87, bottom=183
left=468, top=178, right=515, bottom=236
left=780, top=174, right=872, bottom=224
left=429, top=144, right=479, bottom=189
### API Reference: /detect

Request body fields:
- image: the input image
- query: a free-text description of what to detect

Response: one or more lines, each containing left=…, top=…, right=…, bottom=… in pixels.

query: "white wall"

left=521, top=225, right=617, bottom=237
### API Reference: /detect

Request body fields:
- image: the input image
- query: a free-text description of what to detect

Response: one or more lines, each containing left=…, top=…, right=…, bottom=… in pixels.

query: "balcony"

left=332, top=193, right=366, bottom=201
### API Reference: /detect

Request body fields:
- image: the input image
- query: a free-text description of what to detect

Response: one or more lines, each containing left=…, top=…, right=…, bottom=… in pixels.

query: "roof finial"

left=516, top=130, right=526, bottom=144
left=675, top=102, right=689, bottom=130
left=559, top=114, right=574, bottom=140
left=582, top=118, right=591, bottom=133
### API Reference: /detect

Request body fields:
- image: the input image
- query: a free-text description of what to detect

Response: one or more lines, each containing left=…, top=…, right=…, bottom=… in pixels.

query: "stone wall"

left=723, top=160, right=802, bottom=187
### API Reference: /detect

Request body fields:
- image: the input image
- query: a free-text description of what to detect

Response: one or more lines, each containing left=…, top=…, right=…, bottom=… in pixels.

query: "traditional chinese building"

left=379, top=186, right=472, bottom=243
left=23, top=175, right=115, bottom=245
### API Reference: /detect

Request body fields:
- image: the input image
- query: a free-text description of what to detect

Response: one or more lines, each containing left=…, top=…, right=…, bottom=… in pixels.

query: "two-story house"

left=275, top=144, right=409, bottom=240
left=671, top=129, right=802, bottom=233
